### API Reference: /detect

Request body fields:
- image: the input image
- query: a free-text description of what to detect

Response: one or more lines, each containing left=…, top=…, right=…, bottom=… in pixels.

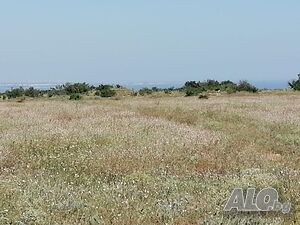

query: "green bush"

left=47, top=92, right=54, bottom=98
left=49, top=86, right=66, bottom=96
left=64, top=83, right=91, bottom=94
left=220, top=80, right=238, bottom=93
left=289, top=74, right=300, bottom=90
left=185, top=88, right=200, bottom=97
left=5, top=87, right=25, bottom=99
left=237, top=80, right=258, bottom=93
left=206, top=79, right=220, bottom=91
left=5, top=87, right=44, bottom=99
left=139, top=88, right=153, bottom=96
left=2, top=95, right=7, bottom=100
left=96, top=89, right=116, bottom=98
left=184, top=81, right=198, bottom=88
left=184, top=79, right=257, bottom=94
left=69, top=93, right=82, bottom=100
left=96, top=84, right=114, bottom=91
left=24, top=87, right=41, bottom=98
left=225, top=86, right=237, bottom=94
left=151, top=87, right=160, bottom=92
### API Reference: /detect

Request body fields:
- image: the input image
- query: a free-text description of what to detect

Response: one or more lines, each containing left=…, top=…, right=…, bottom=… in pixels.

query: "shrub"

left=2, top=95, right=7, bottom=100
left=183, top=79, right=257, bottom=93
left=5, top=87, right=25, bottom=99
left=237, top=80, right=258, bottom=93
left=184, top=81, right=198, bottom=88
left=64, top=83, right=91, bottom=94
left=206, top=79, right=220, bottom=91
left=4, top=87, right=44, bottom=99
left=24, top=87, right=41, bottom=98
left=95, top=91, right=100, bottom=96
left=225, top=86, right=237, bottom=94
left=151, top=87, right=160, bottom=92
left=94, top=84, right=116, bottom=97
left=69, top=93, right=82, bottom=100
left=164, top=89, right=172, bottom=94
left=289, top=74, right=300, bottom=91
left=185, top=88, right=202, bottom=97
left=184, top=80, right=214, bottom=91
left=96, top=89, right=116, bottom=98
left=185, top=89, right=195, bottom=97
left=47, top=92, right=54, bottom=98
left=50, top=85, right=67, bottom=96
left=139, top=88, right=153, bottom=96
left=96, top=84, right=114, bottom=91
left=220, top=80, right=238, bottom=93
left=131, top=92, right=138, bottom=96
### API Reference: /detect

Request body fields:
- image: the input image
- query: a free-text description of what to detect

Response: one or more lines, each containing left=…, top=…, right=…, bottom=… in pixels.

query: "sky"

left=0, top=1, right=299, bottom=84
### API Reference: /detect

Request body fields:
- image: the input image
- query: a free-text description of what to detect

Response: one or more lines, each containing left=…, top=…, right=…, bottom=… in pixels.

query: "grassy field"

left=0, top=92, right=300, bottom=224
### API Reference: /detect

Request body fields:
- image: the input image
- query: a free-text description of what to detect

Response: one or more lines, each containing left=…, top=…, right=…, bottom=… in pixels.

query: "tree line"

left=1, top=74, right=300, bottom=100
left=0, top=83, right=119, bottom=100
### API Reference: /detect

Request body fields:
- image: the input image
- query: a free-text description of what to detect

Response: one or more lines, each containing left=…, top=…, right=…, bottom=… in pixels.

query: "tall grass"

left=0, top=93, right=300, bottom=224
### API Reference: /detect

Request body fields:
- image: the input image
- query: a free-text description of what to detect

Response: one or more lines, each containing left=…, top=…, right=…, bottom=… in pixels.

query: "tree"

left=5, top=87, right=25, bottom=99
left=95, top=89, right=116, bottom=97
left=24, top=87, right=41, bottom=97
left=288, top=73, right=300, bottom=91
left=64, top=83, right=91, bottom=94
left=183, top=79, right=258, bottom=96
left=138, top=88, right=153, bottom=96
left=185, top=88, right=199, bottom=96
left=184, top=81, right=198, bottom=88
left=69, top=93, right=82, bottom=100
left=96, top=84, right=113, bottom=91
left=237, top=80, right=258, bottom=93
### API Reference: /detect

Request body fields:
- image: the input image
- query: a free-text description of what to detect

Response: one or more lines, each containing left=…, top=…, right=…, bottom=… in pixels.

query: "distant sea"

left=0, top=83, right=58, bottom=93
left=0, top=81, right=289, bottom=93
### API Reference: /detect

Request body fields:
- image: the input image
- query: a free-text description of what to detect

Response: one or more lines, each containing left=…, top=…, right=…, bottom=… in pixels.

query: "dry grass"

left=0, top=93, right=300, bottom=224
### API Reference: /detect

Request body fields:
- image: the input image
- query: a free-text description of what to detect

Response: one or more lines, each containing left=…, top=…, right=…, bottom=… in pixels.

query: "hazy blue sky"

left=0, top=1, right=299, bottom=84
